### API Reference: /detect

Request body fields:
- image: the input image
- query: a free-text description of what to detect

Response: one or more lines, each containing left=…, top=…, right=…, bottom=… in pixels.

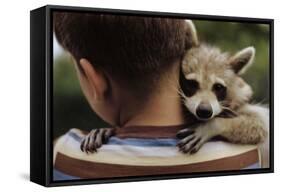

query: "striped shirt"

left=53, top=125, right=260, bottom=181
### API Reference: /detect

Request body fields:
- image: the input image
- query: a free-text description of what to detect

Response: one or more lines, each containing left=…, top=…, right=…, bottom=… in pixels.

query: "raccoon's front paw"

left=176, top=126, right=212, bottom=154
left=80, top=128, right=115, bottom=154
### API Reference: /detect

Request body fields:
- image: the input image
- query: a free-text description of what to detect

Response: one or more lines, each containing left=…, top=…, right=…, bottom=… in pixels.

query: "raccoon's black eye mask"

left=179, top=70, right=199, bottom=97
left=212, top=83, right=227, bottom=101
left=182, top=79, right=199, bottom=97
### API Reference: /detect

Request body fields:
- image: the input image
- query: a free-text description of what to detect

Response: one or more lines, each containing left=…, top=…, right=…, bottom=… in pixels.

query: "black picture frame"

left=30, top=4, right=274, bottom=187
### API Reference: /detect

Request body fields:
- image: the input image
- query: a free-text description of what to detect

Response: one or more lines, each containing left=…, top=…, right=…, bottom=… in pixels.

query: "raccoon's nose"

left=196, top=102, right=213, bottom=119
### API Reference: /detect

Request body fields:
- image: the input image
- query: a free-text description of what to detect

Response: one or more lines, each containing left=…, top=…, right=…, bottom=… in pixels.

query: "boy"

left=53, top=12, right=261, bottom=180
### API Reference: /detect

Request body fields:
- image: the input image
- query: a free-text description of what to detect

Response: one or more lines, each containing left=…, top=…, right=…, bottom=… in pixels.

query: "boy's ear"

left=185, top=20, right=199, bottom=48
left=228, top=46, right=255, bottom=75
left=79, top=58, right=108, bottom=100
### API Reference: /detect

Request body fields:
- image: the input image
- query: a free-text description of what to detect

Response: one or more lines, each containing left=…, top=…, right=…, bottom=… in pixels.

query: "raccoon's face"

left=180, top=44, right=255, bottom=121
left=180, top=69, right=228, bottom=120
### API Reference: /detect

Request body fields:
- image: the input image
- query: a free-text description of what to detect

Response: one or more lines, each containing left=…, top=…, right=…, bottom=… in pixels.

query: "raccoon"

left=176, top=21, right=268, bottom=158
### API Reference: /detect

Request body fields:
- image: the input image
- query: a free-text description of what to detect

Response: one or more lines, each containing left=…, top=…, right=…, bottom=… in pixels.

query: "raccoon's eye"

left=181, top=79, right=199, bottom=97
left=212, top=83, right=227, bottom=101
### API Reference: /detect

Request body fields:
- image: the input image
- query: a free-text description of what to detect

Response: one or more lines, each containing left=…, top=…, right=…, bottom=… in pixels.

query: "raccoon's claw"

left=176, top=124, right=199, bottom=139
left=176, top=129, right=195, bottom=139
left=176, top=127, right=210, bottom=154
left=80, top=128, right=115, bottom=154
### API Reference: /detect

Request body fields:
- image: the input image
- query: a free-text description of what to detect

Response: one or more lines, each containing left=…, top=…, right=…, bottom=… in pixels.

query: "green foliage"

left=53, top=55, right=109, bottom=138
left=53, top=21, right=270, bottom=138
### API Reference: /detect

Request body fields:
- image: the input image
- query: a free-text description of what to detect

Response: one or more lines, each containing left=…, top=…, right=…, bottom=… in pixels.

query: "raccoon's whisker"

left=256, top=98, right=267, bottom=105
left=180, top=95, right=188, bottom=104
left=249, top=99, right=269, bottom=109
left=219, top=101, right=231, bottom=108
left=178, top=90, right=185, bottom=97
left=221, top=106, right=232, bottom=111
left=174, top=86, right=187, bottom=100
left=177, top=88, right=187, bottom=98
left=166, top=79, right=181, bottom=93
left=162, top=77, right=188, bottom=101
left=179, top=92, right=188, bottom=100
left=221, top=106, right=236, bottom=115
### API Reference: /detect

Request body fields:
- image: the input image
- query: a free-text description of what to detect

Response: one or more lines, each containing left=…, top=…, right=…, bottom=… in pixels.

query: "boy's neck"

left=117, top=70, right=186, bottom=127
left=121, top=91, right=186, bottom=127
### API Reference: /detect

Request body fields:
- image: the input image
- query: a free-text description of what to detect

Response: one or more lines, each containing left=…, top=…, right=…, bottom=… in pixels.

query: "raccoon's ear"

left=229, top=46, right=255, bottom=75
left=185, top=20, right=199, bottom=49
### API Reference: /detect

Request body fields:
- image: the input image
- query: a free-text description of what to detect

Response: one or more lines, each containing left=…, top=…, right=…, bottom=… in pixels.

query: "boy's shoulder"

left=53, top=128, right=260, bottom=180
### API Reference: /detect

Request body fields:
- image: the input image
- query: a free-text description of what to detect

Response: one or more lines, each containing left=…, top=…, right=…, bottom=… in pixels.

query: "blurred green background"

left=53, top=20, right=270, bottom=139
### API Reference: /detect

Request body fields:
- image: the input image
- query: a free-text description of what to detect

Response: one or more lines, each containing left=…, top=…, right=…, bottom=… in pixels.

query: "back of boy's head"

left=54, top=12, right=191, bottom=95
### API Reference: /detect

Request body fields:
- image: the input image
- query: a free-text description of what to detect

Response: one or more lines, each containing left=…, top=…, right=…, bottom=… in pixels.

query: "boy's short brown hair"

left=54, top=12, right=190, bottom=92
